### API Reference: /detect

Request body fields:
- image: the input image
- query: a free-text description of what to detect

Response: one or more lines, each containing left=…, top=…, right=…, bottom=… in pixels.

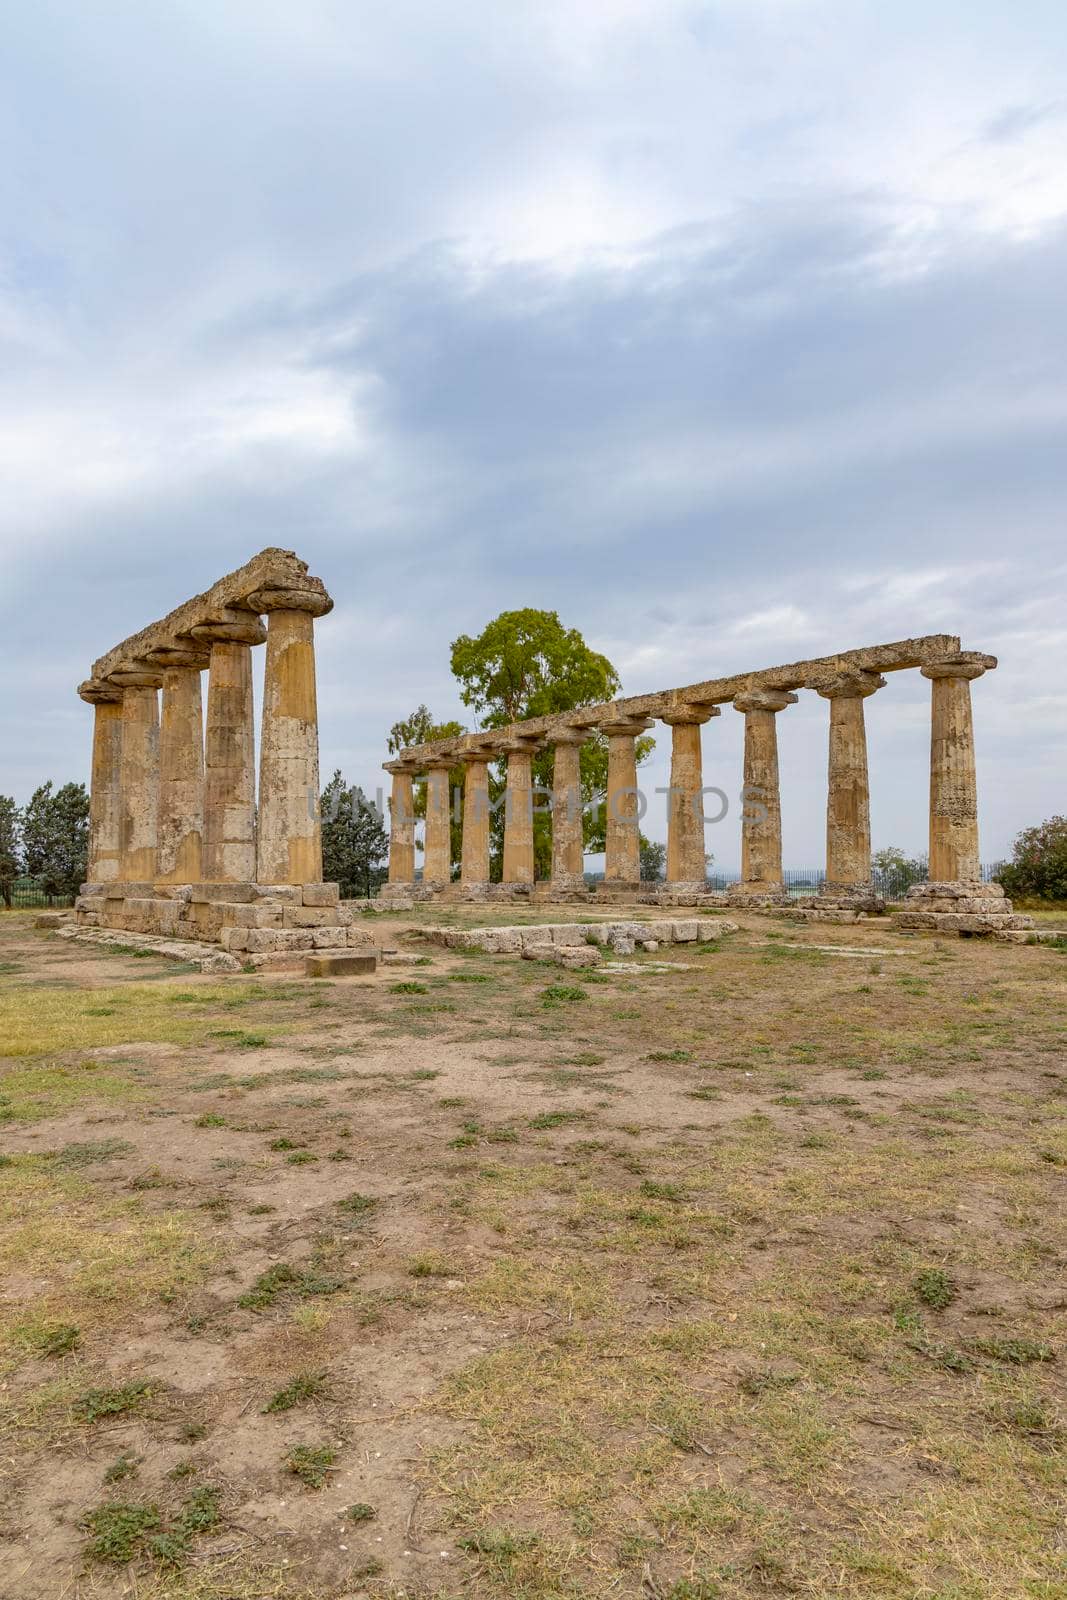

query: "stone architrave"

left=501, top=738, right=539, bottom=887
left=600, top=717, right=654, bottom=889
left=550, top=728, right=587, bottom=893
left=731, top=687, right=797, bottom=896
left=810, top=668, right=885, bottom=893
left=385, top=762, right=417, bottom=885
left=662, top=705, right=719, bottom=892
left=253, top=587, right=331, bottom=886
left=151, top=649, right=208, bottom=883
left=921, top=652, right=996, bottom=883
left=192, top=611, right=265, bottom=883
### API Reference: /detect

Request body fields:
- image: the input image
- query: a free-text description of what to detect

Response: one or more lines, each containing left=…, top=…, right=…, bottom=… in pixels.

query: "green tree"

left=871, top=846, right=927, bottom=896
left=320, top=771, right=389, bottom=898
left=449, top=609, right=653, bottom=878
left=20, top=781, right=89, bottom=901
left=0, top=795, right=20, bottom=908
left=387, top=705, right=467, bottom=876
left=997, top=816, right=1067, bottom=902
left=639, top=837, right=666, bottom=882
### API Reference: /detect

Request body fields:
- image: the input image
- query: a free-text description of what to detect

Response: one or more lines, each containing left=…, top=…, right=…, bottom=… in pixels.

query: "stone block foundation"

left=75, top=881, right=356, bottom=957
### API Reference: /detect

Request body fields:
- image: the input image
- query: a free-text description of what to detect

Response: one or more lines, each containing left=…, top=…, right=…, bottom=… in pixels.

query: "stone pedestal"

left=86, top=694, right=124, bottom=883
left=896, top=879, right=1033, bottom=939
left=663, top=706, right=718, bottom=894
left=501, top=740, right=538, bottom=889
left=460, top=754, right=492, bottom=891
left=549, top=730, right=588, bottom=896
left=601, top=717, right=653, bottom=893
left=728, top=688, right=796, bottom=903
left=423, top=764, right=453, bottom=888
left=199, top=627, right=262, bottom=883
left=385, top=763, right=416, bottom=885
left=257, top=606, right=324, bottom=885
left=115, top=674, right=162, bottom=881
left=156, top=660, right=205, bottom=883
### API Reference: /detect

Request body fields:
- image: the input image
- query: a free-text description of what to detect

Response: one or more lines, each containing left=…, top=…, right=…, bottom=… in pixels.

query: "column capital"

left=107, top=661, right=165, bottom=690
left=499, top=734, right=542, bottom=757
left=660, top=704, right=721, bottom=727
left=78, top=678, right=123, bottom=705
left=244, top=584, right=333, bottom=618
left=732, top=688, right=798, bottom=715
left=145, top=644, right=211, bottom=671
left=550, top=725, right=589, bottom=746
left=599, top=715, right=654, bottom=738
left=459, top=742, right=498, bottom=766
left=809, top=669, right=886, bottom=701
left=187, top=608, right=267, bottom=646
left=383, top=757, right=422, bottom=777
left=920, top=651, right=996, bottom=683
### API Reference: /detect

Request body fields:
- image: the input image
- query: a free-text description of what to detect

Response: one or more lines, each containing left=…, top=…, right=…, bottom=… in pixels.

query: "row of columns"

left=85, top=603, right=326, bottom=886
left=385, top=652, right=992, bottom=894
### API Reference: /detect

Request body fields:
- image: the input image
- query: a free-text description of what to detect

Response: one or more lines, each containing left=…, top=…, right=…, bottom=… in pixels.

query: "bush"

left=997, top=816, right=1067, bottom=902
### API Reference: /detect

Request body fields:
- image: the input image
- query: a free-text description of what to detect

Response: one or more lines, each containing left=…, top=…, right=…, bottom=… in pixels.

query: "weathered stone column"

left=921, top=652, right=996, bottom=882
left=255, top=595, right=330, bottom=885
left=385, top=762, right=416, bottom=885
left=111, top=665, right=163, bottom=882
left=731, top=688, right=797, bottom=897
left=663, top=706, right=719, bottom=892
left=550, top=729, right=587, bottom=894
left=501, top=739, right=539, bottom=889
left=812, top=670, right=884, bottom=892
left=151, top=650, right=207, bottom=883
left=191, top=611, right=265, bottom=883
left=460, top=753, right=493, bottom=891
left=601, top=717, right=653, bottom=891
left=81, top=688, right=124, bottom=883
left=423, top=762, right=454, bottom=889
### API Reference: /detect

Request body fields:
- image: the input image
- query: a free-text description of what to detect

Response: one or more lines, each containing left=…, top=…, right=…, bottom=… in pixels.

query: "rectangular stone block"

left=283, top=906, right=341, bottom=928
left=190, top=882, right=255, bottom=904
left=251, top=884, right=301, bottom=904
left=224, top=903, right=285, bottom=928
left=78, top=883, right=108, bottom=898
left=305, top=951, right=377, bottom=977
left=310, top=928, right=348, bottom=948
left=519, top=926, right=553, bottom=950
left=221, top=927, right=250, bottom=952
left=245, top=927, right=314, bottom=953
left=551, top=925, right=589, bottom=946
left=670, top=920, right=700, bottom=942
left=302, top=882, right=340, bottom=907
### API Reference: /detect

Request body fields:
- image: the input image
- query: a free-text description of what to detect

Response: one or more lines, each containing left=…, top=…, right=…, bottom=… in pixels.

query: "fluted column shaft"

left=202, top=643, right=257, bottom=882
left=602, top=719, right=652, bottom=886
left=733, top=689, right=797, bottom=890
left=423, top=765, right=453, bottom=887
left=501, top=744, right=536, bottom=885
left=118, top=684, right=161, bottom=880
left=814, top=670, right=884, bottom=889
left=157, top=665, right=205, bottom=883
left=460, top=757, right=492, bottom=886
left=386, top=768, right=416, bottom=884
left=88, top=699, right=124, bottom=882
left=551, top=733, right=586, bottom=891
left=664, top=708, right=717, bottom=888
left=922, top=655, right=992, bottom=882
left=257, top=608, right=323, bottom=885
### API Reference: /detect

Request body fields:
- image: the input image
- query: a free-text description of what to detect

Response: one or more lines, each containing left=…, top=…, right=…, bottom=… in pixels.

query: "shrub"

left=997, top=816, right=1067, bottom=901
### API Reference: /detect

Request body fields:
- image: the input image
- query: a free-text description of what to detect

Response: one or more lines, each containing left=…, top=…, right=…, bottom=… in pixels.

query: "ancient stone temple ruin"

left=74, top=550, right=363, bottom=967
left=382, top=634, right=1033, bottom=939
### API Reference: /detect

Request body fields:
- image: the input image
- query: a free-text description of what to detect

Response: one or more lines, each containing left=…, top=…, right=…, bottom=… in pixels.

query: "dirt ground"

left=0, top=907, right=1064, bottom=1600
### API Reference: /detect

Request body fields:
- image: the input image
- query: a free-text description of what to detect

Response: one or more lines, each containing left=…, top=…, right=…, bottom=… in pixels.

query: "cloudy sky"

left=3, top=0, right=1065, bottom=869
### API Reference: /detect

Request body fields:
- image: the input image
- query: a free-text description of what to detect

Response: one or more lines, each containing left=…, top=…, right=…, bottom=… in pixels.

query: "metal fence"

left=660, top=863, right=1007, bottom=899
left=1, top=879, right=77, bottom=909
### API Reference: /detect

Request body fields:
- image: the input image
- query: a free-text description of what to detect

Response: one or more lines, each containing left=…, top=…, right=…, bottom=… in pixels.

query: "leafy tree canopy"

left=20, top=781, right=89, bottom=900
left=0, top=795, right=21, bottom=907
left=320, top=771, right=389, bottom=899
left=997, top=816, right=1067, bottom=902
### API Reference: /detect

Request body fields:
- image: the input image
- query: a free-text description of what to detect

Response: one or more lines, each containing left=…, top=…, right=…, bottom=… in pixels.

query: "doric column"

left=460, top=752, right=493, bottom=888
left=423, top=762, right=454, bottom=889
left=601, top=717, right=653, bottom=889
left=81, top=687, right=124, bottom=883
left=812, top=670, right=885, bottom=891
left=190, top=610, right=265, bottom=883
left=254, top=593, right=331, bottom=886
left=732, top=688, right=797, bottom=894
left=110, top=664, right=164, bottom=882
left=550, top=728, right=587, bottom=893
left=662, top=706, right=719, bottom=891
left=150, top=649, right=208, bottom=883
left=385, top=762, right=416, bottom=885
left=501, top=738, right=539, bottom=888
left=921, top=652, right=996, bottom=883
